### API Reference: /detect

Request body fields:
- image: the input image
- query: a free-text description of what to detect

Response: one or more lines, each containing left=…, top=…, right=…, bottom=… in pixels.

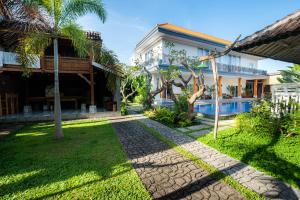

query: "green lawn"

left=198, top=128, right=300, bottom=189
left=0, top=120, right=150, bottom=200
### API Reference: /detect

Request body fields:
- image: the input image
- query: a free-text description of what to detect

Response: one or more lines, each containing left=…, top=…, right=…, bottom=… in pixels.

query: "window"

left=145, top=49, right=153, bottom=62
left=227, top=55, right=241, bottom=66
left=249, top=63, right=254, bottom=68
left=197, top=48, right=209, bottom=57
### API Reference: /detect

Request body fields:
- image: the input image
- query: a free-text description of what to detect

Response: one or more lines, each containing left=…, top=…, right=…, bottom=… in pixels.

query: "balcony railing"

left=0, top=51, right=40, bottom=68
left=0, top=51, right=90, bottom=73
left=142, top=54, right=267, bottom=76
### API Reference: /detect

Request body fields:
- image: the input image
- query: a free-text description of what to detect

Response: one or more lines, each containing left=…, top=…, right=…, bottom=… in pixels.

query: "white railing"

left=271, top=83, right=300, bottom=114
left=0, top=51, right=40, bottom=69
left=142, top=54, right=267, bottom=75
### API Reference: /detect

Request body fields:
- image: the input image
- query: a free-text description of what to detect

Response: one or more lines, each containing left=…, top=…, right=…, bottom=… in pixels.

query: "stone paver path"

left=176, top=127, right=190, bottom=133
left=190, top=129, right=211, bottom=138
left=111, top=117, right=243, bottom=200
left=138, top=116, right=300, bottom=200
left=187, top=124, right=210, bottom=131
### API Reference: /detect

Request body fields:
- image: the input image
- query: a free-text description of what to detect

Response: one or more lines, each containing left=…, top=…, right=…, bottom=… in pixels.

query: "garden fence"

left=271, top=83, right=300, bottom=114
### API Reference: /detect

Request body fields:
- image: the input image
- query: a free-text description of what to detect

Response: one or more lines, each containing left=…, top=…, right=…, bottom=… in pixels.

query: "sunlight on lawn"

left=0, top=120, right=150, bottom=200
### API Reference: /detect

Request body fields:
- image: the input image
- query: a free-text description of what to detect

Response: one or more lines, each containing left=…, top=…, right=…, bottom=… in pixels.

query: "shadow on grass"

left=239, top=132, right=300, bottom=188
left=0, top=120, right=133, bottom=199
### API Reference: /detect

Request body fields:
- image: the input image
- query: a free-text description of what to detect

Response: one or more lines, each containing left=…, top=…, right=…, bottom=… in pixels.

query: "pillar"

left=193, top=77, right=198, bottom=93
left=89, top=66, right=97, bottom=113
left=253, top=79, right=258, bottom=98
left=90, top=67, right=95, bottom=105
left=218, top=76, right=223, bottom=98
left=114, top=76, right=121, bottom=111
left=262, top=79, right=266, bottom=98
left=238, top=78, right=242, bottom=98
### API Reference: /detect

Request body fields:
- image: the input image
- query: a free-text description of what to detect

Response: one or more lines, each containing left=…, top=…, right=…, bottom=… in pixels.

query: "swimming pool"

left=194, top=101, right=252, bottom=116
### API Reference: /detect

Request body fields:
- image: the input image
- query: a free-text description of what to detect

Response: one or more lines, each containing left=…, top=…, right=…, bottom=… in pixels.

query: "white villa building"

left=132, top=23, right=269, bottom=103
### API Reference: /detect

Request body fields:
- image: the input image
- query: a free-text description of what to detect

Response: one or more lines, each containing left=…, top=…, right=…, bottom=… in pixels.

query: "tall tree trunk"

left=211, top=58, right=219, bottom=139
left=53, top=38, right=63, bottom=139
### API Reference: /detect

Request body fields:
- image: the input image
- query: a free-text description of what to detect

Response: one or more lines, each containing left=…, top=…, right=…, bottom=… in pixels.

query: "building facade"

left=0, top=24, right=121, bottom=118
left=132, top=23, right=268, bottom=103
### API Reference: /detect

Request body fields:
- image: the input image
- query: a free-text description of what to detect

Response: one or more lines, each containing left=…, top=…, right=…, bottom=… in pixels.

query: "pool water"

left=194, top=101, right=252, bottom=116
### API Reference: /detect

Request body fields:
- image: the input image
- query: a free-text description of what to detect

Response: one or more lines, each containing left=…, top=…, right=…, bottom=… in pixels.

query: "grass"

left=0, top=120, right=151, bottom=200
left=198, top=127, right=300, bottom=189
left=138, top=121, right=263, bottom=200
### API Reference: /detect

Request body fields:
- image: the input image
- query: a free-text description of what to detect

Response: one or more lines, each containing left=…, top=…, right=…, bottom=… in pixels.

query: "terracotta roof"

left=158, top=23, right=232, bottom=46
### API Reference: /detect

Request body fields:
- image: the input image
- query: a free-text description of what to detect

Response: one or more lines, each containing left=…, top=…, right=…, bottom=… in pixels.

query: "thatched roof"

left=233, top=10, right=300, bottom=64
left=0, top=19, right=102, bottom=49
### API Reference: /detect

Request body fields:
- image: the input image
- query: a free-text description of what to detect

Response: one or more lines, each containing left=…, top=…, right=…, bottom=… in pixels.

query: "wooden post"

left=90, top=66, right=95, bottom=105
left=5, top=93, right=9, bottom=115
left=238, top=78, right=242, bottom=98
left=114, top=77, right=121, bottom=111
left=253, top=79, right=258, bottom=98
left=218, top=76, right=223, bottom=98
left=211, top=58, right=219, bottom=140
left=0, top=94, right=2, bottom=116
left=262, top=79, right=266, bottom=98
left=193, top=76, right=198, bottom=93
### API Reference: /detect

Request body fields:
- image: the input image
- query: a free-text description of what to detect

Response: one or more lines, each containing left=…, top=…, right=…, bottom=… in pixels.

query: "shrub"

left=144, top=107, right=192, bottom=127
left=153, top=107, right=176, bottom=125
left=121, top=102, right=128, bottom=115
left=178, top=119, right=192, bottom=127
left=236, top=100, right=278, bottom=136
left=236, top=112, right=278, bottom=136
left=174, top=93, right=189, bottom=115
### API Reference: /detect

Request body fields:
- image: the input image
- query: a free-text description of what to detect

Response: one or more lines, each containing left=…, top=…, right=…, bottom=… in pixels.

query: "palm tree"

left=17, top=0, right=106, bottom=139
left=278, top=64, right=300, bottom=83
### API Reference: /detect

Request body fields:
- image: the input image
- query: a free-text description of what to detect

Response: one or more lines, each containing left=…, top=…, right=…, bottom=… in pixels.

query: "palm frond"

left=61, top=0, right=106, bottom=25
left=278, top=64, right=300, bottom=83
left=16, top=32, right=51, bottom=76
left=61, top=22, right=91, bottom=57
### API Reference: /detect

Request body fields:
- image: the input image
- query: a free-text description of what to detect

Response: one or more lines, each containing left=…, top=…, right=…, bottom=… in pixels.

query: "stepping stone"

left=176, top=127, right=190, bottom=132
left=190, top=129, right=211, bottom=138
left=218, top=126, right=231, bottom=131
left=187, top=124, right=211, bottom=131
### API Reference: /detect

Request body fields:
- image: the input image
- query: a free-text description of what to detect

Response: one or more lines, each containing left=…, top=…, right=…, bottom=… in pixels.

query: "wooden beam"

left=77, top=73, right=91, bottom=85
left=90, top=66, right=95, bottom=105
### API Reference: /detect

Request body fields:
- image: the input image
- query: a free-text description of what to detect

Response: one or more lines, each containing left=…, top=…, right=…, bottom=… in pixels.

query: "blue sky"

left=77, top=0, right=299, bottom=72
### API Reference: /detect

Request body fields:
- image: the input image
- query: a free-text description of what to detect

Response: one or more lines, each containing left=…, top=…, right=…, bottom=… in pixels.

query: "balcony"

left=0, top=51, right=40, bottom=68
left=142, top=54, right=267, bottom=76
left=0, top=51, right=90, bottom=74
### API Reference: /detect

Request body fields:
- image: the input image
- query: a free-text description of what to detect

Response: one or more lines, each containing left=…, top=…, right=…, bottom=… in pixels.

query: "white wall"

left=161, top=39, right=260, bottom=69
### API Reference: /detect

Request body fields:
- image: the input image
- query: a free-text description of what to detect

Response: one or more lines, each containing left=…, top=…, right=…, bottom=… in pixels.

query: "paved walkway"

left=138, top=116, right=300, bottom=200
left=111, top=116, right=243, bottom=200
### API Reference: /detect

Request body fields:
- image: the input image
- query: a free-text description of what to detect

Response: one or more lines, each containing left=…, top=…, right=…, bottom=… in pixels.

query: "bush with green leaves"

left=144, top=107, right=192, bottom=127
left=144, top=107, right=175, bottom=125
left=236, top=99, right=278, bottom=136
left=236, top=98, right=300, bottom=137
left=133, top=75, right=147, bottom=105
left=121, top=102, right=128, bottom=116
left=173, top=93, right=189, bottom=115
